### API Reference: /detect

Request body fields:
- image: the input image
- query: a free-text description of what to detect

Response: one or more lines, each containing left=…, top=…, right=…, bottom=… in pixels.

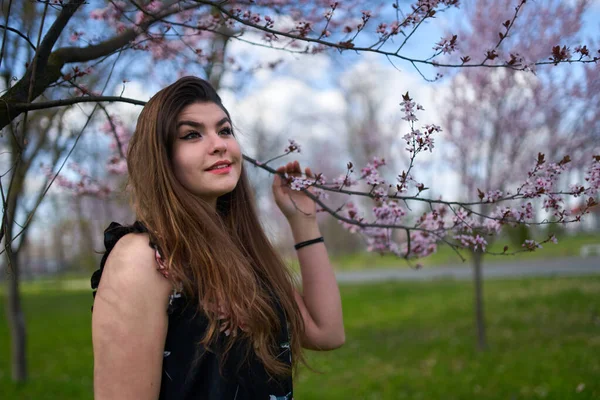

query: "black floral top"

left=91, top=221, right=294, bottom=400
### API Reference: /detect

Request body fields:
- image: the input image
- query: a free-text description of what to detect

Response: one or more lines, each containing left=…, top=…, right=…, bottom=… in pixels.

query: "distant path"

left=335, top=256, right=600, bottom=284
left=5, top=256, right=599, bottom=291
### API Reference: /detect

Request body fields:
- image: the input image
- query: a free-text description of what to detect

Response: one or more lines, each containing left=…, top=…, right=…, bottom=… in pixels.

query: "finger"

left=287, top=161, right=300, bottom=176
left=305, top=167, right=313, bottom=178
left=284, top=162, right=292, bottom=174
left=294, top=160, right=302, bottom=175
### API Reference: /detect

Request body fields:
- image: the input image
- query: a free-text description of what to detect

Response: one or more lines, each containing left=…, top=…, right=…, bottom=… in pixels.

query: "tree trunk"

left=4, top=247, right=27, bottom=381
left=3, top=90, right=29, bottom=382
left=472, top=249, right=488, bottom=351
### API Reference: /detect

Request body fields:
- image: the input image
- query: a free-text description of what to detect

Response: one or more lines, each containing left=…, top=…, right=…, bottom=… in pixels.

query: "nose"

left=209, top=133, right=227, bottom=154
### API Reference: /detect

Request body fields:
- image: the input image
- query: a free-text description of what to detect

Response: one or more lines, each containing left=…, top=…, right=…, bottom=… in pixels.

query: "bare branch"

left=12, top=96, right=146, bottom=111
left=0, top=0, right=14, bottom=70
left=0, top=0, right=202, bottom=130
left=0, top=24, right=36, bottom=51
left=193, top=0, right=598, bottom=70
left=0, top=103, right=100, bottom=256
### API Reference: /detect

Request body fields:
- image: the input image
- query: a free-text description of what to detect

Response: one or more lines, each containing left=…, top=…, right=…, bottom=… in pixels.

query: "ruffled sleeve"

left=90, top=221, right=182, bottom=314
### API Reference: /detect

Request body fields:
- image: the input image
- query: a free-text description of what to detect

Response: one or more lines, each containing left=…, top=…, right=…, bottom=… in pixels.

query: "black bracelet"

left=294, top=236, right=324, bottom=250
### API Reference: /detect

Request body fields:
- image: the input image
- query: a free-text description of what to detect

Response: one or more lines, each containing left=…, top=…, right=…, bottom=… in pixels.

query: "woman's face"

left=171, top=102, right=242, bottom=207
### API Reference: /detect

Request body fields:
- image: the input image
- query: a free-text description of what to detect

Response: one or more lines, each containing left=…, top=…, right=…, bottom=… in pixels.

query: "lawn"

left=1, top=276, right=599, bottom=399
left=329, top=232, right=600, bottom=270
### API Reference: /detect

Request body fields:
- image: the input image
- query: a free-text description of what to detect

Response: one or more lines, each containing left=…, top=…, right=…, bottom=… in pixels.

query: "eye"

left=220, top=127, right=233, bottom=136
left=182, top=131, right=201, bottom=140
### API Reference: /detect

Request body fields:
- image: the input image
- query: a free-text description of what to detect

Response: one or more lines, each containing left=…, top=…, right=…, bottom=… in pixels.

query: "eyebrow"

left=176, top=117, right=231, bottom=130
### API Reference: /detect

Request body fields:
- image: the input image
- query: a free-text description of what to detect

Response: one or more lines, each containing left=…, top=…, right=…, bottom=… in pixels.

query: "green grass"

left=2, top=277, right=600, bottom=399
left=330, top=232, right=600, bottom=270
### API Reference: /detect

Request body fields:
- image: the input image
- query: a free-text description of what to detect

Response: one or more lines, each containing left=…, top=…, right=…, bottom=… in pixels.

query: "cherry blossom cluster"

left=433, top=34, right=458, bottom=55
left=63, top=66, right=93, bottom=82
left=98, top=116, right=131, bottom=175
left=70, top=31, right=84, bottom=42
left=284, top=139, right=301, bottom=154
left=289, top=173, right=326, bottom=191
left=339, top=201, right=364, bottom=234
left=400, top=0, right=460, bottom=28
left=90, top=1, right=129, bottom=33
left=522, top=239, right=542, bottom=251
left=41, top=164, right=110, bottom=198
left=400, top=92, right=420, bottom=122
left=454, top=234, right=488, bottom=252
left=100, top=117, right=130, bottom=154
left=78, top=0, right=598, bottom=83
left=373, top=200, right=407, bottom=221
left=492, top=202, right=535, bottom=225
left=399, top=207, right=448, bottom=258
left=362, top=12, right=402, bottom=38
left=519, top=154, right=571, bottom=203
left=332, top=174, right=358, bottom=190
left=283, top=139, right=598, bottom=259
left=43, top=0, right=599, bottom=263
left=481, top=190, right=503, bottom=203
left=549, top=45, right=572, bottom=65
left=360, top=157, right=386, bottom=186
left=403, top=124, right=438, bottom=155
left=583, top=156, right=600, bottom=196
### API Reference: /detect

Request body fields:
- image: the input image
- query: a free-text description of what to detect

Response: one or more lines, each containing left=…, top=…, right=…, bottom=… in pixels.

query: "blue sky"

left=16, top=0, right=600, bottom=244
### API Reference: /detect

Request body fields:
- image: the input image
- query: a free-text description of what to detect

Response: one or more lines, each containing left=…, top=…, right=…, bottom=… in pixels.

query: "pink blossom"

left=482, top=190, right=503, bottom=203
left=373, top=201, right=406, bottom=221
left=366, top=171, right=385, bottom=186
left=146, top=0, right=162, bottom=12
left=389, top=21, right=400, bottom=35
left=289, top=177, right=309, bottom=191
left=522, top=239, right=542, bottom=251
left=433, top=34, right=458, bottom=55
left=454, top=234, right=488, bottom=252
left=70, top=31, right=83, bottom=42
left=376, top=23, right=388, bottom=35
left=135, top=11, right=145, bottom=25
left=332, top=174, right=357, bottom=189
left=107, top=158, right=128, bottom=175
left=284, top=139, right=301, bottom=154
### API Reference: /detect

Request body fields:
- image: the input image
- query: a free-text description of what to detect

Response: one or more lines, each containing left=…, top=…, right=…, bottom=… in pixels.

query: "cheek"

left=173, top=149, right=198, bottom=180
left=231, top=140, right=242, bottom=159
left=232, top=142, right=243, bottom=172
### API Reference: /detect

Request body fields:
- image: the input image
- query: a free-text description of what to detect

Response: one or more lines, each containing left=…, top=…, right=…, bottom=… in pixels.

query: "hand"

left=272, top=160, right=317, bottom=222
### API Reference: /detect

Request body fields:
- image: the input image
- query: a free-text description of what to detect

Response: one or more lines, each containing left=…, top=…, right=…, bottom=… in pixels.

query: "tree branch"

left=12, top=96, right=146, bottom=111
left=0, top=25, right=36, bottom=51
left=0, top=0, right=202, bottom=130
left=0, top=103, right=100, bottom=256
left=194, top=0, right=598, bottom=70
left=0, top=0, right=14, bottom=70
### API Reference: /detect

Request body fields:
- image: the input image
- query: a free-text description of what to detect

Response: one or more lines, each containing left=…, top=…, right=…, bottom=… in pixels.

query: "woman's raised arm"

left=272, top=160, right=345, bottom=350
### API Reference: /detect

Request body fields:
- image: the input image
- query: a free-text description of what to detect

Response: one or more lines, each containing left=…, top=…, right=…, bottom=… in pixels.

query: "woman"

left=90, top=76, right=345, bottom=400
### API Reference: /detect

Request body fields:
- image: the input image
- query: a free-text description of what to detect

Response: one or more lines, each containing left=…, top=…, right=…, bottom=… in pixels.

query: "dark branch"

left=12, top=96, right=146, bottom=111
left=194, top=0, right=598, bottom=70
left=0, top=25, right=36, bottom=50
left=0, top=0, right=202, bottom=130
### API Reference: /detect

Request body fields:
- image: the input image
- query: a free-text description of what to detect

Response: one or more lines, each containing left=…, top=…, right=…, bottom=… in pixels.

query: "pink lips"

left=207, top=165, right=232, bottom=174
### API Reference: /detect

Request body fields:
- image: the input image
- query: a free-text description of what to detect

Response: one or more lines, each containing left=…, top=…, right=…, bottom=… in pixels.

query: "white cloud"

left=222, top=51, right=463, bottom=199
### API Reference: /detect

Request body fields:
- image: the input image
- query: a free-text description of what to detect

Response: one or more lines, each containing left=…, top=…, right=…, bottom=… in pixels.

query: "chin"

left=198, top=185, right=238, bottom=200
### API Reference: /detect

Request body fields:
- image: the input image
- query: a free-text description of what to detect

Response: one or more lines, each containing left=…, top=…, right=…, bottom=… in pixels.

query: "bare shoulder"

left=96, top=232, right=173, bottom=311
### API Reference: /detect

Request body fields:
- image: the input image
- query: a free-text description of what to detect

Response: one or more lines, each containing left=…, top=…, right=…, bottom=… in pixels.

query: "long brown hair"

left=126, top=76, right=306, bottom=378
